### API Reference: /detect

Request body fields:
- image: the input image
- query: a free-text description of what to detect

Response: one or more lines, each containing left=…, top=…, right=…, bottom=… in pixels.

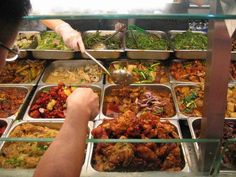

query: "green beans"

left=126, top=31, right=169, bottom=50
left=171, top=30, right=208, bottom=50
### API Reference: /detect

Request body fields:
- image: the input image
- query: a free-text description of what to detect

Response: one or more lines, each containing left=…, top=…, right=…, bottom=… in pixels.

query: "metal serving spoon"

left=84, top=51, right=133, bottom=86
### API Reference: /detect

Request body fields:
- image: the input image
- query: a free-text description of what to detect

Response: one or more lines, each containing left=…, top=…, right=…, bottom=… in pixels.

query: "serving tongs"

left=92, top=24, right=126, bottom=50
left=127, top=25, right=161, bottom=48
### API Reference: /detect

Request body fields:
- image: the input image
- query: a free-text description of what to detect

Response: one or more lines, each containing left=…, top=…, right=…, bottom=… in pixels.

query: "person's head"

left=0, top=0, right=31, bottom=68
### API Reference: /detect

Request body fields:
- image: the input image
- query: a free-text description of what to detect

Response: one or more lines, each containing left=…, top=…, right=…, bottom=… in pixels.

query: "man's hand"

left=66, top=88, right=99, bottom=121
left=55, top=22, right=85, bottom=53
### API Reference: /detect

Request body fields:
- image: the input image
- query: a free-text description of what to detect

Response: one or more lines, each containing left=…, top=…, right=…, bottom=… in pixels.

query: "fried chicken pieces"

left=91, top=111, right=184, bottom=172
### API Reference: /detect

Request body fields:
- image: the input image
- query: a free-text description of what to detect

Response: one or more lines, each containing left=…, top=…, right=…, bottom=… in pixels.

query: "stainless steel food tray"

left=172, top=83, right=203, bottom=119
left=85, top=119, right=190, bottom=173
left=31, top=31, right=75, bottom=60
left=0, top=60, right=46, bottom=86
left=32, top=50, right=74, bottom=60
left=169, top=30, right=207, bottom=59
left=125, top=30, right=172, bottom=60
left=100, top=84, right=178, bottom=120
left=106, top=60, right=170, bottom=85
left=188, top=117, right=236, bottom=173
left=169, top=59, right=205, bottom=84
left=39, top=60, right=104, bottom=86
left=81, top=30, right=124, bottom=59
left=24, top=84, right=102, bottom=121
left=0, top=120, right=94, bottom=172
left=0, top=85, right=32, bottom=121
left=16, top=31, right=39, bottom=58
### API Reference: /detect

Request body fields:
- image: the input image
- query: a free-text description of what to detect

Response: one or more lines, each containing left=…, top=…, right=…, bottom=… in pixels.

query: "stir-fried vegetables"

left=126, top=30, right=169, bottom=50
left=108, top=61, right=169, bottom=84
left=83, top=31, right=120, bottom=50
left=0, top=60, right=45, bottom=83
left=36, top=32, right=69, bottom=50
left=175, top=85, right=204, bottom=117
left=171, top=30, right=207, bottom=50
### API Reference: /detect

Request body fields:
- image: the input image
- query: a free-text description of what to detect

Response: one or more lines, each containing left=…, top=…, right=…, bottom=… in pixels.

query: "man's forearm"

left=40, top=19, right=65, bottom=30
left=33, top=111, right=89, bottom=177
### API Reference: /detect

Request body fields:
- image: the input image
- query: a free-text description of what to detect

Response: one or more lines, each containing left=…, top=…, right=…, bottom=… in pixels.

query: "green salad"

left=126, top=30, right=169, bottom=50
left=83, top=32, right=120, bottom=50
left=36, top=32, right=69, bottom=50
left=171, top=30, right=208, bottom=50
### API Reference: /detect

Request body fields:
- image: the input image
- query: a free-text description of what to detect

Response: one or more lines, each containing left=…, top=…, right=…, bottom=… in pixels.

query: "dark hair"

left=0, top=0, right=31, bottom=24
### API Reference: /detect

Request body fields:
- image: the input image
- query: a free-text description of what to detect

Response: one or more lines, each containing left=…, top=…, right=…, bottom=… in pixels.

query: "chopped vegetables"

left=175, top=85, right=204, bottom=117
left=36, top=32, right=69, bottom=50
left=171, top=30, right=207, bottom=50
left=126, top=31, right=169, bottom=50
left=108, top=61, right=169, bottom=84
left=0, top=60, right=45, bottom=84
